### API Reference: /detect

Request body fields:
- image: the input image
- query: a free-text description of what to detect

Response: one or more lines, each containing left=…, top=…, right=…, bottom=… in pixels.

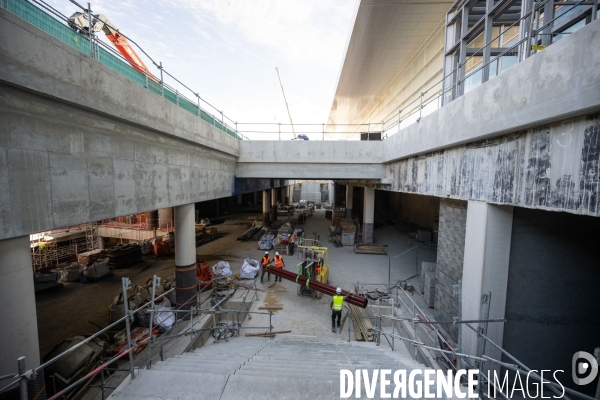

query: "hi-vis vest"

left=274, top=255, right=284, bottom=268
left=332, top=295, right=344, bottom=311
left=261, top=256, right=270, bottom=266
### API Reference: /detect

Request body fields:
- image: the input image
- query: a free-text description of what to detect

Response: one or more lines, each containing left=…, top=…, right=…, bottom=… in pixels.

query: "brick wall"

left=435, top=199, right=467, bottom=340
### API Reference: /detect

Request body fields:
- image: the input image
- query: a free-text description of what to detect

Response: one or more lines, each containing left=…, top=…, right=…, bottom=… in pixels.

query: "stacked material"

left=258, top=234, right=274, bottom=250
left=77, top=249, right=102, bottom=265
left=104, top=244, right=143, bottom=268
left=58, top=262, right=83, bottom=282
left=339, top=219, right=357, bottom=234
left=353, top=244, right=387, bottom=255
left=348, top=303, right=374, bottom=341
left=332, top=210, right=345, bottom=226
left=341, top=233, right=355, bottom=246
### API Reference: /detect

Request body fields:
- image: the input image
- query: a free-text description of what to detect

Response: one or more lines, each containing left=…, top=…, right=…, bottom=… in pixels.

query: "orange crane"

left=68, top=12, right=159, bottom=83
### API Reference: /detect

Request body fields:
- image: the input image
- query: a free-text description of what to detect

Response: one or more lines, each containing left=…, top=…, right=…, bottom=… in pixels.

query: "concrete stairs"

left=108, top=337, right=443, bottom=399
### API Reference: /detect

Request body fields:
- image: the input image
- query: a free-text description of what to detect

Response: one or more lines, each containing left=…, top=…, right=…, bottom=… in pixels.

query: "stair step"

left=108, top=370, right=227, bottom=400
left=220, top=374, right=338, bottom=400
left=151, top=364, right=237, bottom=375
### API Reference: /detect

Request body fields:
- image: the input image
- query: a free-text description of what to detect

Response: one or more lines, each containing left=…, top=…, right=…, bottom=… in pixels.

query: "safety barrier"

left=0, top=275, right=272, bottom=400
left=1, top=0, right=244, bottom=140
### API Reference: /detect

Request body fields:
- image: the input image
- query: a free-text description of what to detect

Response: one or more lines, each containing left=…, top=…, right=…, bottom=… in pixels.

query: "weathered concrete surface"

left=386, top=114, right=600, bottom=216
left=237, top=140, right=385, bottom=179
left=236, top=162, right=386, bottom=179
left=383, top=18, right=600, bottom=163
left=238, top=140, right=382, bottom=163
left=0, top=85, right=237, bottom=240
left=0, top=9, right=239, bottom=157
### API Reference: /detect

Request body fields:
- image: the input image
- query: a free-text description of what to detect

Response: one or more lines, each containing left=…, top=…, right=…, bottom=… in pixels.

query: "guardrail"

left=352, top=280, right=596, bottom=400
left=1, top=0, right=245, bottom=140
left=236, top=0, right=597, bottom=140
left=0, top=275, right=271, bottom=400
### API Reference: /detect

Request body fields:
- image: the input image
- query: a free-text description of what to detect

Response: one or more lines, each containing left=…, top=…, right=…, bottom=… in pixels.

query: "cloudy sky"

left=45, top=0, right=357, bottom=138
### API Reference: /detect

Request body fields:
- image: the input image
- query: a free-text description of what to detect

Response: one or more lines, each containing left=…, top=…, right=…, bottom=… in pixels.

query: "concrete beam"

left=383, top=18, right=600, bottom=163
left=0, top=9, right=239, bottom=158
left=238, top=140, right=383, bottom=164
left=235, top=163, right=385, bottom=180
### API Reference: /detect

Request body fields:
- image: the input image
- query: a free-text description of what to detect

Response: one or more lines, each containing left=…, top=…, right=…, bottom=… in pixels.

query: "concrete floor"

left=35, top=207, right=439, bottom=396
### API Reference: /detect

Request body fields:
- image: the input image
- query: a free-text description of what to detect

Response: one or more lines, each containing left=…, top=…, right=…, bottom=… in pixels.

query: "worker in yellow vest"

left=260, top=251, right=271, bottom=283
left=331, top=287, right=345, bottom=332
left=273, top=252, right=285, bottom=282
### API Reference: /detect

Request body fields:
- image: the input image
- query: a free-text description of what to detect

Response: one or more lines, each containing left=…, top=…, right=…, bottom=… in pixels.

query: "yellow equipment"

left=296, top=245, right=329, bottom=299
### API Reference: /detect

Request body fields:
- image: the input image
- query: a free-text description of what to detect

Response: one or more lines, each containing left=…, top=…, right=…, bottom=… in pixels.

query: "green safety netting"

left=4, top=0, right=241, bottom=140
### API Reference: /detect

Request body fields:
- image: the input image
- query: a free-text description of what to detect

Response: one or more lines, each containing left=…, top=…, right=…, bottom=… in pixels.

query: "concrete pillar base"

left=362, top=222, right=374, bottom=244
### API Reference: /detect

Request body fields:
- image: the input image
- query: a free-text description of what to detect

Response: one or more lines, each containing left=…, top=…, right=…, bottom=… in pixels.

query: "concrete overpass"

left=1, top=2, right=600, bottom=396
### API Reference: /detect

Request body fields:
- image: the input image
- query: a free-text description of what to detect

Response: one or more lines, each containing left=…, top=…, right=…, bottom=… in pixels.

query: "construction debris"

left=353, top=243, right=387, bottom=255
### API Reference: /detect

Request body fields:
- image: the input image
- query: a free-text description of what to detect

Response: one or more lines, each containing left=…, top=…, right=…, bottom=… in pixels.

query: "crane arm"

left=68, top=12, right=159, bottom=83
left=275, top=67, right=296, bottom=139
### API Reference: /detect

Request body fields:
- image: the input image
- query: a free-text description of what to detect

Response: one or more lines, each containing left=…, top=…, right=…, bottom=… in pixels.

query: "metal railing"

left=1, top=0, right=245, bottom=140
left=0, top=275, right=272, bottom=400
left=352, top=280, right=597, bottom=400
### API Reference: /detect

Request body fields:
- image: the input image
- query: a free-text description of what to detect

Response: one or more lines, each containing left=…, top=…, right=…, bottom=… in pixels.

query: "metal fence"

left=350, top=281, right=597, bottom=400
left=0, top=275, right=272, bottom=400
left=1, top=0, right=244, bottom=140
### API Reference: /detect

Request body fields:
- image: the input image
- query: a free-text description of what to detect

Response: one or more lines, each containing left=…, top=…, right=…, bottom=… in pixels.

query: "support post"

left=17, top=357, right=27, bottom=400
left=87, top=3, right=93, bottom=58
left=362, top=187, right=375, bottom=244
left=121, top=277, right=135, bottom=380
left=174, top=204, right=198, bottom=311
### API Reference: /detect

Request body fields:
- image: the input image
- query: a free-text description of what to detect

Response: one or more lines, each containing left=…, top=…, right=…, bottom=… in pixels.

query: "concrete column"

left=270, top=188, right=278, bottom=222
left=0, top=235, right=45, bottom=395
left=174, top=204, right=198, bottom=310
left=328, top=182, right=334, bottom=205
left=346, top=185, right=354, bottom=218
left=362, top=187, right=375, bottom=244
left=461, top=201, right=513, bottom=372
left=262, top=190, right=271, bottom=225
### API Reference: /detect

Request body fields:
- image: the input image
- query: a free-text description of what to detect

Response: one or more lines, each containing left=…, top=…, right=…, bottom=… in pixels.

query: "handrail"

left=0, top=272, right=273, bottom=398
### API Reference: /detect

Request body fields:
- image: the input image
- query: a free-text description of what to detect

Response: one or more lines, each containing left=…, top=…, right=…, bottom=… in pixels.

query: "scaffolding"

left=30, top=228, right=88, bottom=271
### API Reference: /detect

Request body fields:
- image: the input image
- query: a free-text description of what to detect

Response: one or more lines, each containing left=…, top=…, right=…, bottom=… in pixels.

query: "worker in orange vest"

left=260, top=251, right=271, bottom=283
left=273, top=251, right=285, bottom=282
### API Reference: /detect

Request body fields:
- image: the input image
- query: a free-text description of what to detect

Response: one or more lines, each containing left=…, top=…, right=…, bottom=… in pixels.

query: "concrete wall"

left=435, top=199, right=468, bottom=340
left=502, top=208, right=600, bottom=392
left=383, top=18, right=600, bottom=163
left=386, top=114, right=600, bottom=216
left=0, top=85, right=237, bottom=240
left=0, top=10, right=245, bottom=240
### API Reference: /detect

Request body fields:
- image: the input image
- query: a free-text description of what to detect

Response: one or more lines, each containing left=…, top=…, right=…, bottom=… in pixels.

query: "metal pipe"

left=17, top=357, right=27, bottom=400
left=121, top=278, right=135, bottom=380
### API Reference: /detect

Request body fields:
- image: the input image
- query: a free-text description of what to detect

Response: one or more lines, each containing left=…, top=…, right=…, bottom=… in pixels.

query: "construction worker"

left=289, top=234, right=295, bottom=255
left=260, top=251, right=271, bottom=283
left=273, top=251, right=285, bottom=282
left=331, top=287, right=345, bottom=332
